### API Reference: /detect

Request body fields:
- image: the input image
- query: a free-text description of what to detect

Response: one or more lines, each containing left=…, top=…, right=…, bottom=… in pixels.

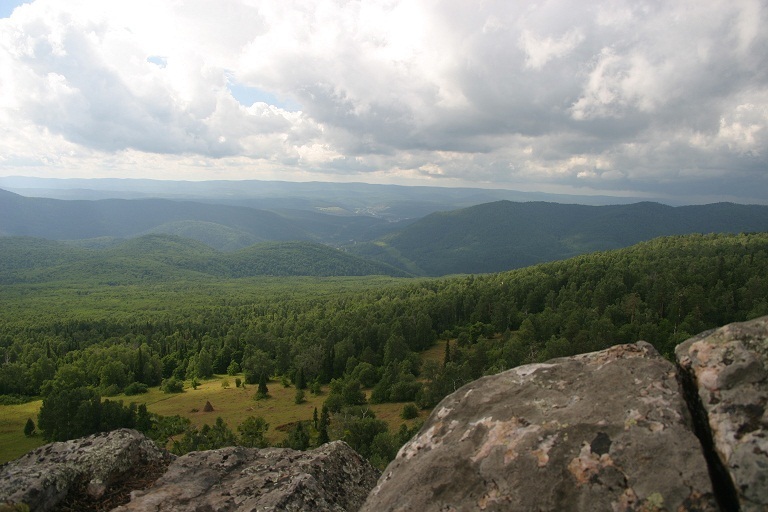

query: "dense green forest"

left=0, top=235, right=410, bottom=283
left=351, top=201, right=768, bottom=275
left=1, top=232, right=767, bottom=466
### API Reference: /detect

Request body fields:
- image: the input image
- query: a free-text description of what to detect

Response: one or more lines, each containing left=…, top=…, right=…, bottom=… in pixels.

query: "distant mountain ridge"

left=2, top=188, right=768, bottom=277
left=350, top=200, right=768, bottom=275
left=0, top=176, right=671, bottom=215
left=0, top=189, right=313, bottom=245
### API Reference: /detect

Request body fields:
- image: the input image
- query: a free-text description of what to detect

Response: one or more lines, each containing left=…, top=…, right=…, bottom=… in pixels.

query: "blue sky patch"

left=227, top=81, right=301, bottom=111
left=146, top=56, right=167, bottom=68
left=0, top=0, right=31, bottom=18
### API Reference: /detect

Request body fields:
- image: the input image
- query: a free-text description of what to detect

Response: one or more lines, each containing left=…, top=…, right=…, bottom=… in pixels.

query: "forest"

left=1, top=232, right=767, bottom=467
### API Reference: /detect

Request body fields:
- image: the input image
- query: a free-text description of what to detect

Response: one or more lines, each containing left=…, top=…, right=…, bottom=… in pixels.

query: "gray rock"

left=362, top=341, right=716, bottom=512
left=113, top=440, right=379, bottom=512
left=676, top=315, right=768, bottom=512
left=0, top=428, right=172, bottom=512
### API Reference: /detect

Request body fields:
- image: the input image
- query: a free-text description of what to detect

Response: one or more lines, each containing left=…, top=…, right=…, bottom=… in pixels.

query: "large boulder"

left=676, top=315, right=768, bottom=512
left=362, top=341, right=716, bottom=511
left=0, top=428, right=172, bottom=512
left=113, top=440, right=379, bottom=512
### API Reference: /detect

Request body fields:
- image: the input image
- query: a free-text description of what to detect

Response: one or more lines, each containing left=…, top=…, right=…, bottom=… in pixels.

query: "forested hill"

left=351, top=200, right=768, bottom=275
left=0, top=235, right=410, bottom=283
left=3, top=187, right=768, bottom=276
left=0, top=189, right=313, bottom=246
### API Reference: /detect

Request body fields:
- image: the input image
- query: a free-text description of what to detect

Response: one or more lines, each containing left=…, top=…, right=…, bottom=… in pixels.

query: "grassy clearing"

left=420, top=339, right=453, bottom=365
left=143, top=375, right=329, bottom=445
left=0, top=400, right=45, bottom=463
left=0, top=373, right=429, bottom=463
left=142, top=375, right=427, bottom=445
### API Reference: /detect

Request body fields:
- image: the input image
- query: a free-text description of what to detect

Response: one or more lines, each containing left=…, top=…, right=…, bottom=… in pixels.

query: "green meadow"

left=0, top=373, right=428, bottom=464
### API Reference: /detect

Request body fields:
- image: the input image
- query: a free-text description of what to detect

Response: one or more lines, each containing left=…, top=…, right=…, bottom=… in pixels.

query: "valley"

left=1, top=229, right=767, bottom=468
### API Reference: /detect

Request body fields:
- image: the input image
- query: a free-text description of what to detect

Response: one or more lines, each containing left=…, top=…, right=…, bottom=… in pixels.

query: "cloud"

left=520, top=29, right=585, bottom=70
left=0, top=0, right=766, bottom=203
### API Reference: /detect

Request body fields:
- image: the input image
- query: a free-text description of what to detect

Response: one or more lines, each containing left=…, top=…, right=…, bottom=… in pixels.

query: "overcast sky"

left=1, top=0, right=766, bottom=203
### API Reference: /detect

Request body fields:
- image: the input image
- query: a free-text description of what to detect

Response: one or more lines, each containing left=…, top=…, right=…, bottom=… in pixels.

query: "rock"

left=362, top=341, right=716, bottom=512
left=203, top=400, right=214, bottom=412
left=113, top=440, right=379, bottom=512
left=0, top=428, right=172, bottom=512
left=676, top=315, right=768, bottom=512
left=4, top=318, right=766, bottom=512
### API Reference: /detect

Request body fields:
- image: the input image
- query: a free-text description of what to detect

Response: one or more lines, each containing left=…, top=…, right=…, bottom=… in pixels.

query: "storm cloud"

left=1, top=0, right=766, bottom=203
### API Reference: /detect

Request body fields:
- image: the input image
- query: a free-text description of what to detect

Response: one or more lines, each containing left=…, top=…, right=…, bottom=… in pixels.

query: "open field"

left=0, top=400, right=45, bottom=462
left=0, top=373, right=428, bottom=464
left=420, top=338, right=453, bottom=365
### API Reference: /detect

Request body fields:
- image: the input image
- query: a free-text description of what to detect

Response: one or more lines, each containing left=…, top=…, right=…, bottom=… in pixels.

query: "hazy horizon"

left=1, top=1, right=766, bottom=205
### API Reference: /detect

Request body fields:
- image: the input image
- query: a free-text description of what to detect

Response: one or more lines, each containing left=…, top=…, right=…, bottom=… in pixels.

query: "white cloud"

left=520, top=29, right=584, bottom=70
left=0, top=0, right=766, bottom=203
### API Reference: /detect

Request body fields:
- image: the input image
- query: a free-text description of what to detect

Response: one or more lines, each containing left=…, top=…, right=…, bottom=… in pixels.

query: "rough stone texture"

left=113, top=440, right=379, bottom=512
left=676, top=316, right=768, bottom=512
left=362, top=341, right=716, bottom=512
left=0, top=429, right=172, bottom=512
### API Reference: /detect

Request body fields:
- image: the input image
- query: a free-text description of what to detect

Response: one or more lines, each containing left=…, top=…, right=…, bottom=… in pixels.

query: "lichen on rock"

left=362, top=341, right=717, bottom=512
left=676, top=315, right=768, bottom=512
left=0, top=429, right=172, bottom=512
left=113, top=440, right=379, bottom=512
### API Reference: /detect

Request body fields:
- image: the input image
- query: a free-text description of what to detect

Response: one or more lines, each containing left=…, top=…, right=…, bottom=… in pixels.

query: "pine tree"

left=318, top=405, right=330, bottom=445
left=295, top=367, right=307, bottom=390
left=136, top=345, right=144, bottom=383
left=136, top=403, right=152, bottom=432
left=257, top=373, right=269, bottom=399
left=313, top=407, right=319, bottom=430
left=285, top=421, right=310, bottom=451
left=444, top=339, right=451, bottom=366
left=24, top=418, right=35, bottom=437
left=238, top=416, right=269, bottom=448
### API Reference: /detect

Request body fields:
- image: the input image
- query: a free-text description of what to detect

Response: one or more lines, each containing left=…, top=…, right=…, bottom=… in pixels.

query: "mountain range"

left=2, top=182, right=768, bottom=277
left=353, top=200, right=768, bottom=275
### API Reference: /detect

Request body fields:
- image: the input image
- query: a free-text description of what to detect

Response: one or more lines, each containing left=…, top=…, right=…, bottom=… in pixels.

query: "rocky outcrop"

left=113, top=440, right=379, bottom=512
left=676, top=316, right=768, bottom=512
left=2, top=318, right=766, bottom=512
left=362, top=341, right=717, bottom=511
left=0, top=433, right=377, bottom=512
left=0, top=428, right=172, bottom=512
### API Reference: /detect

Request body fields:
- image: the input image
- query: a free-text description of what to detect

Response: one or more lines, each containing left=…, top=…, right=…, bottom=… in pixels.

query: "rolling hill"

left=0, top=189, right=311, bottom=246
left=3, top=187, right=768, bottom=277
left=350, top=201, right=768, bottom=275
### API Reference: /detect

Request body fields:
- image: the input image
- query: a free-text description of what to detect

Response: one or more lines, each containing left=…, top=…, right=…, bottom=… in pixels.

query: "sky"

left=0, top=0, right=766, bottom=204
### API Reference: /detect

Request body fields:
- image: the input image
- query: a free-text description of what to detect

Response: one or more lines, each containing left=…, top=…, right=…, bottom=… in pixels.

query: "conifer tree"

left=257, top=373, right=269, bottom=398
left=24, top=418, right=35, bottom=437
left=318, top=405, right=330, bottom=445
left=295, top=367, right=307, bottom=390
left=285, top=421, right=310, bottom=451
left=136, top=345, right=144, bottom=383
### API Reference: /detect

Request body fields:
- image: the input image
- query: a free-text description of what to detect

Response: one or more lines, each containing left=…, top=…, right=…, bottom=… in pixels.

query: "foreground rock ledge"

left=113, top=440, right=379, bottom=512
left=0, top=428, right=171, bottom=512
left=676, top=316, right=768, bottom=512
left=362, top=341, right=717, bottom=512
left=0, top=432, right=377, bottom=512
